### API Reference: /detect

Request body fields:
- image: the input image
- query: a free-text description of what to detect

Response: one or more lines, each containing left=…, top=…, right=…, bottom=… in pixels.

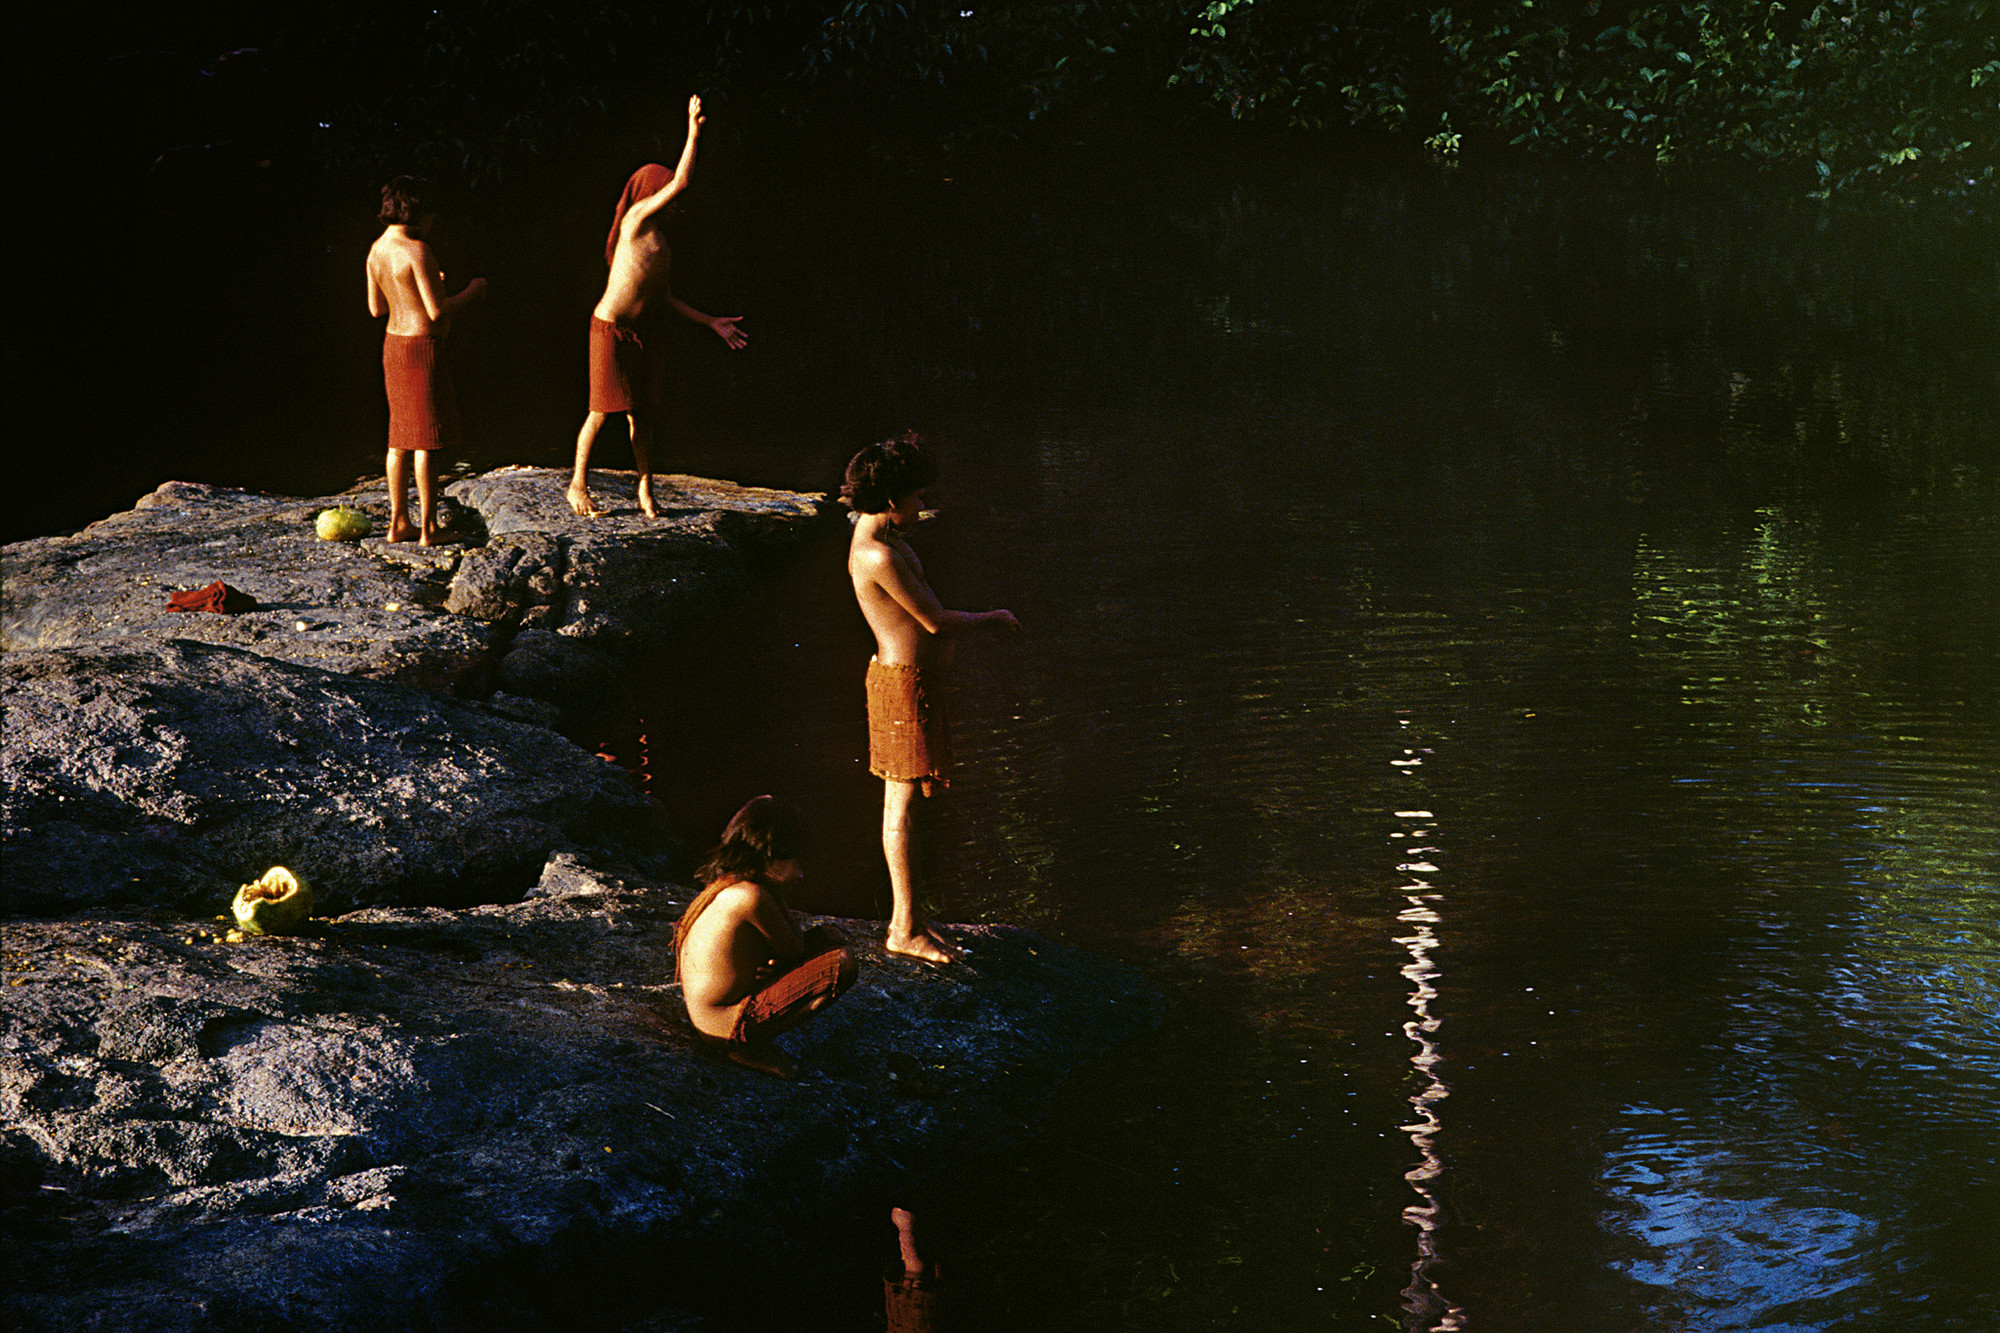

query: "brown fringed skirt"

left=867, top=658, right=952, bottom=796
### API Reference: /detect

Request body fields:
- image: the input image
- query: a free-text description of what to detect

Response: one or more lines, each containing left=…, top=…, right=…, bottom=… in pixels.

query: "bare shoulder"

left=849, top=528, right=894, bottom=563
left=848, top=528, right=898, bottom=574
left=709, top=880, right=770, bottom=920
left=371, top=231, right=420, bottom=273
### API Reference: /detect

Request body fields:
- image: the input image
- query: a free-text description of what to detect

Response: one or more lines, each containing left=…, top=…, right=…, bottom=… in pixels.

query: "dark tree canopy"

left=39, top=1, right=2000, bottom=199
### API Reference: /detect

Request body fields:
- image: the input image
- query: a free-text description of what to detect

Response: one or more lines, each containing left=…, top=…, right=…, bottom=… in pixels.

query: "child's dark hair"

left=694, top=796, right=809, bottom=887
left=378, top=175, right=433, bottom=227
left=841, top=433, right=936, bottom=514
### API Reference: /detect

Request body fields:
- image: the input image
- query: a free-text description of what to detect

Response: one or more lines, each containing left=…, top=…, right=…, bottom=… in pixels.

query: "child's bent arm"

left=440, top=276, right=488, bottom=315
left=410, top=256, right=449, bottom=321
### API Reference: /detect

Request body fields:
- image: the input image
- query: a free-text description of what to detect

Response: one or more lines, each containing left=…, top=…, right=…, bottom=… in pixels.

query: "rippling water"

left=33, top=142, right=1997, bottom=1330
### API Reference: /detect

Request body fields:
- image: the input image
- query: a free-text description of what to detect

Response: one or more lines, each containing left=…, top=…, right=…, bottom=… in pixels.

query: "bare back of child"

left=674, top=796, right=855, bottom=1078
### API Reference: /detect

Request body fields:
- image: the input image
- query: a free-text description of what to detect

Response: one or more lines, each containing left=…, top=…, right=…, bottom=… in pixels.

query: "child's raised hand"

left=688, top=94, right=704, bottom=128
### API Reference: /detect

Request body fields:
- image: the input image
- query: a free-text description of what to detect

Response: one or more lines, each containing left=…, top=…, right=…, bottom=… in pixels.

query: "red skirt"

left=588, top=316, right=668, bottom=413
left=383, top=333, right=460, bottom=452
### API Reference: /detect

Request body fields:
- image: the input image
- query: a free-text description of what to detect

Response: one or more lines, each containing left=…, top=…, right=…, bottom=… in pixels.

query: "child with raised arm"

left=569, top=94, right=748, bottom=519
left=844, top=437, right=1019, bottom=964
left=675, top=796, right=857, bottom=1078
left=365, top=176, right=486, bottom=545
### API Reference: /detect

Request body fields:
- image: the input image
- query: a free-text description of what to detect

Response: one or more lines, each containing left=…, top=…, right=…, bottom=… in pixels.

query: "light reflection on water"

left=1391, top=802, right=1464, bottom=1332
left=876, top=164, right=1997, bottom=1328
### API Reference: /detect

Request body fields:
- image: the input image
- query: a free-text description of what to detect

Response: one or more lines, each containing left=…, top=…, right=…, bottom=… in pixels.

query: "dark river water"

left=23, top=141, right=1998, bottom=1330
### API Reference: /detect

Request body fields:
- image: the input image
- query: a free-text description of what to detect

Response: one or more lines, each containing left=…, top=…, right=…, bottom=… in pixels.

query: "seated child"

left=674, top=796, right=857, bottom=1077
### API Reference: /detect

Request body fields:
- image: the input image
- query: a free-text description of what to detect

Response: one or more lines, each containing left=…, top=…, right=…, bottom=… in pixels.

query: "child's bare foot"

left=387, top=519, right=416, bottom=543
left=886, top=927, right=960, bottom=965
left=637, top=479, right=659, bottom=519
left=419, top=524, right=435, bottom=548
left=567, top=484, right=601, bottom=518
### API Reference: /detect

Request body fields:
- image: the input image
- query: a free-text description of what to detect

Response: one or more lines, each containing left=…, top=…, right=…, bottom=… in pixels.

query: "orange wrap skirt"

left=382, top=333, right=460, bottom=452
left=867, top=659, right=952, bottom=796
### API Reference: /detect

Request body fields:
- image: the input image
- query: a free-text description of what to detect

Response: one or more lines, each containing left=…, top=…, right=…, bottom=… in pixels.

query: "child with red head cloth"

left=568, top=95, right=748, bottom=519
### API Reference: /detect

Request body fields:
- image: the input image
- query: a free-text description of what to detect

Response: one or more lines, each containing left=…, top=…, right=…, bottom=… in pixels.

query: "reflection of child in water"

left=887, top=1205, right=945, bottom=1332
left=673, top=796, right=855, bottom=1078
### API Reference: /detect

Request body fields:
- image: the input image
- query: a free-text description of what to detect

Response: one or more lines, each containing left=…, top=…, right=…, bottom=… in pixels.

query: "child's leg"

left=385, top=450, right=414, bottom=542
left=883, top=780, right=958, bottom=963
left=414, top=449, right=438, bottom=546
left=628, top=409, right=657, bottom=517
left=568, top=411, right=609, bottom=516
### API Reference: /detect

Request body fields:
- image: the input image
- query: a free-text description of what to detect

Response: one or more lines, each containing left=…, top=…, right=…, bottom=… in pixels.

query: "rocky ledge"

left=2, top=640, right=671, bottom=918
left=2, top=467, right=834, bottom=920
left=2, top=470, right=1163, bottom=1331
left=2, top=857, right=1161, bottom=1332
left=1, top=466, right=835, bottom=734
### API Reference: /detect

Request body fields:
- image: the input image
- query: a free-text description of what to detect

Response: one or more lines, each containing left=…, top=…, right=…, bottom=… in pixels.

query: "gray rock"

left=492, top=628, right=638, bottom=740
left=0, top=861, right=1162, bottom=1333
left=0, top=469, right=1161, bottom=1333
left=1, top=641, right=669, bottom=917
left=1, top=482, right=498, bottom=695
left=1, top=471, right=836, bottom=723
left=448, top=468, right=836, bottom=659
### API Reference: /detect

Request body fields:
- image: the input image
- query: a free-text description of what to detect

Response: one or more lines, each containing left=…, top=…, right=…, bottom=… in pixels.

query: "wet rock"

left=0, top=860, right=1162, bottom=1333
left=1, top=641, right=671, bottom=917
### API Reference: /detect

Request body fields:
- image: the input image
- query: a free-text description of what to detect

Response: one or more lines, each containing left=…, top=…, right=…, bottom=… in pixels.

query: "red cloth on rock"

left=166, top=581, right=257, bottom=614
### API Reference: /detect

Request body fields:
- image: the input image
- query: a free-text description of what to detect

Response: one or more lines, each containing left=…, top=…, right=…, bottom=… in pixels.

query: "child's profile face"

left=887, top=488, right=928, bottom=528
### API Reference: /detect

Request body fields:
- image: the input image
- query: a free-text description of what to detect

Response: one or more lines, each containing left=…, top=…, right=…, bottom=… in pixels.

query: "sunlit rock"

left=0, top=641, right=672, bottom=916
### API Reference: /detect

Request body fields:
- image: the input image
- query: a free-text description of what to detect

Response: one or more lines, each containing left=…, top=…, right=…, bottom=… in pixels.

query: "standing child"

left=365, top=175, right=486, bottom=544
left=843, top=437, right=1019, bottom=963
left=569, top=94, right=748, bottom=519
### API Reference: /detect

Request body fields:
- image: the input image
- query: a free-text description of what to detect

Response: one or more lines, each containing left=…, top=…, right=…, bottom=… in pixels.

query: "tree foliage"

left=64, top=1, right=1997, bottom=199
left=1174, top=0, right=1997, bottom=195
